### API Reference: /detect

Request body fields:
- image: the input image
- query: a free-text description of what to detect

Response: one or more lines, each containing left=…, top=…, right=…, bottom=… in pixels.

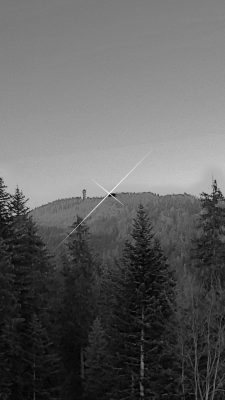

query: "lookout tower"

left=82, top=189, right=87, bottom=200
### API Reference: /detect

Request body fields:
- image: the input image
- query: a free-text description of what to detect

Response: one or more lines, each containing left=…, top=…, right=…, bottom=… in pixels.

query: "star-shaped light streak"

left=92, top=179, right=124, bottom=206
left=55, top=152, right=151, bottom=250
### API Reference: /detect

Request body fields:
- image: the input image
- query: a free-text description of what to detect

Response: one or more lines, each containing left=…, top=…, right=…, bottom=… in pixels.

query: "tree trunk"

left=131, top=372, right=135, bottom=399
left=80, top=347, right=85, bottom=380
left=33, top=359, right=36, bottom=400
left=140, top=307, right=144, bottom=400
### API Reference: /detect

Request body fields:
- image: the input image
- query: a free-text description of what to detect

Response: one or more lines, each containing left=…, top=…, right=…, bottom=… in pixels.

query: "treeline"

left=1, top=177, right=225, bottom=399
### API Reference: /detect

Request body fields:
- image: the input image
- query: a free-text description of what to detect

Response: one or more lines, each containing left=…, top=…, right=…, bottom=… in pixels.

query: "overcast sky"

left=1, top=0, right=225, bottom=207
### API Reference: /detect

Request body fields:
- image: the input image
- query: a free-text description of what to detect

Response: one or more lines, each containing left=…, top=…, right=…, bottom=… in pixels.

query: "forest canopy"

left=1, top=177, right=225, bottom=399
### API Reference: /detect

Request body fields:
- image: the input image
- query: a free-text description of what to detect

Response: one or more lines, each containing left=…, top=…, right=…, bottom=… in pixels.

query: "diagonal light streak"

left=92, top=179, right=124, bottom=206
left=55, top=151, right=151, bottom=250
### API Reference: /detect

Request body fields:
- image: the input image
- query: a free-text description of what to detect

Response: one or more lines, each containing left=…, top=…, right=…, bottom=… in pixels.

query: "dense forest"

left=1, top=176, right=225, bottom=399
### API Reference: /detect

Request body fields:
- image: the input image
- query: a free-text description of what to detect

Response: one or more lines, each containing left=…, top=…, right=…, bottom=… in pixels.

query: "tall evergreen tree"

left=0, top=177, right=11, bottom=240
left=9, top=186, right=29, bottom=217
left=0, top=238, right=17, bottom=399
left=10, top=188, right=48, bottom=321
left=59, top=216, right=96, bottom=400
left=84, top=317, right=111, bottom=400
left=109, top=204, right=176, bottom=399
left=9, top=187, right=60, bottom=399
left=192, top=179, right=225, bottom=288
left=24, top=312, right=61, bottom=400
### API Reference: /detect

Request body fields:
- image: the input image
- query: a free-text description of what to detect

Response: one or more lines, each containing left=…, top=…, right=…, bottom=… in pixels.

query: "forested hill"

left=31, top=192, right=201, bottom=275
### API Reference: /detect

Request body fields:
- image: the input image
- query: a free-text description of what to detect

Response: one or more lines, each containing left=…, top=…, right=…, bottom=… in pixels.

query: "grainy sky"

left=1, top=0, right=225, bottom=207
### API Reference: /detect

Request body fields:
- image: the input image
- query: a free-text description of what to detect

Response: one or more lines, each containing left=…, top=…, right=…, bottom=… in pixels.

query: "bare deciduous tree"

left=177, top=278, right=225, bottom=399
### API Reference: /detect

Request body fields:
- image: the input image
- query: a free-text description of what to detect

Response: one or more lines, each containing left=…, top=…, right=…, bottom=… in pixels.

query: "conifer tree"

left=9, top=185, right=29, bottom=217
left=9, top=187, right=60, bottom=399
left=109, top=204, right=176, bottom=399
left=0, top=180, right=16, bottom=398
left=23, top=313, right=61, bottom=400
left=84, top=317, right=111, bottom=400
left=10, top=188, right=49, bottom=319
left=192, top=179, right=225, bottom=288
left=0, top=177, right=11, bottom=240
left=0, top=238, right=17, bottom=399
left=59, top=216, right=96, bottom=399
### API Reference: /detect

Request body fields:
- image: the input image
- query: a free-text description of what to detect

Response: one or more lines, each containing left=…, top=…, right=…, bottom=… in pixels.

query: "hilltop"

left=31, top=191, right=201, bottom=276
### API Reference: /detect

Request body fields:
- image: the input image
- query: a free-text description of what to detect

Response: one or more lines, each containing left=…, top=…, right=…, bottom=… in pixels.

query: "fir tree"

left=192, top=179, right=225, bottom=288
left=109, top=204, right=176, bottom=399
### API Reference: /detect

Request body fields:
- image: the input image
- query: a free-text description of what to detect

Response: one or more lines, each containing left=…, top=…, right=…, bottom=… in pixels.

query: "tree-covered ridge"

left=32, top=192, right=199, bottom=228
left=32, top=192, right=200, bottom=275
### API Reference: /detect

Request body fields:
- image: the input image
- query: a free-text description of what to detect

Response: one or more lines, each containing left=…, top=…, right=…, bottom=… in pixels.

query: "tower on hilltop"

left=82, top=189, right=87, bottom=200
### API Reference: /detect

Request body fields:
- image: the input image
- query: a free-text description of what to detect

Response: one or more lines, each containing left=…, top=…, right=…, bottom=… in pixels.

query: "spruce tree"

left=192, top=179, right=225, bottom=288
left=84, top=317, right=111, bottom=400
left=10, top=188, right=48, bottom=321
left=59, top=216, right=96, bottom=399
left=24, top=313, right=61, bottom=400
left=0, top=177, right=11, bottom=240
left=109, top=204, right=176, bottom=399
left=9, top=185, right=29, bottom=217
left=0, top=238, right=17, bottom=399
left=9, top=187, right=60, bottom=399
left=0, top=180, right=17, bottom=398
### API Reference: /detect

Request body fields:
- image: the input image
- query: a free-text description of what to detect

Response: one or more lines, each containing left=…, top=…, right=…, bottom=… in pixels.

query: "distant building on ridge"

left=82, top=189, right=86, bottom=200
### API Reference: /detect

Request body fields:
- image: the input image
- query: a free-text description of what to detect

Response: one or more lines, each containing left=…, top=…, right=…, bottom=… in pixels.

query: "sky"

left=1, top=0, right=225, bottom=208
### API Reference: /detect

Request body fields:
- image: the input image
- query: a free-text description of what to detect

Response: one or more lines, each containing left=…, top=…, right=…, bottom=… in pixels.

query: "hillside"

left=31, top=191, right=201, bottom=276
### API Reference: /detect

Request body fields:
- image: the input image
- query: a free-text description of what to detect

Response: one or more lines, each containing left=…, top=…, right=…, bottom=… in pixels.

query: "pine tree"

left=109, top=204, right=176, bottom=399
left=59, top=216, right=96, bottom=399
left=192, top=179, right=225, bottom=288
